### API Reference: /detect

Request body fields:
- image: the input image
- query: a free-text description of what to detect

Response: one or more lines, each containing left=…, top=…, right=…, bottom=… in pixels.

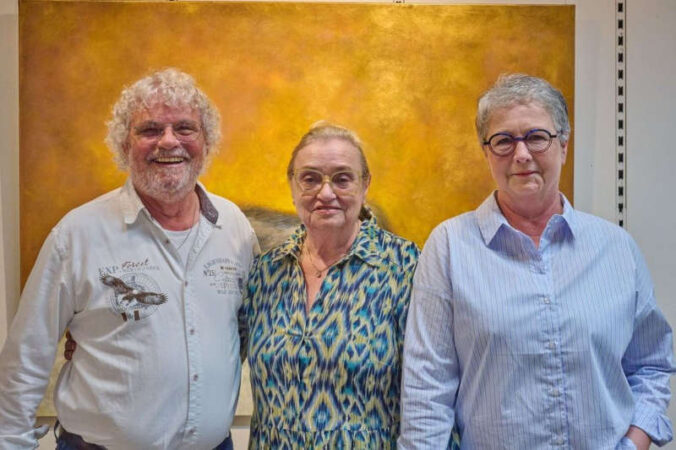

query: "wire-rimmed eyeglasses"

left=293, top=169, right=363, bottom=195
left=132, top=120, right=202, bottom=144
left=483, top=129, right=559, bottom=156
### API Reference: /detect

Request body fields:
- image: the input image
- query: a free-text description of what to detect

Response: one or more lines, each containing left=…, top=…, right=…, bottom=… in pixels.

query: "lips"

left=314, top=205, right=340, bottom=212
left=151, top=155, right=188, bottom=165
left=513, top=170, right=537, bottom=176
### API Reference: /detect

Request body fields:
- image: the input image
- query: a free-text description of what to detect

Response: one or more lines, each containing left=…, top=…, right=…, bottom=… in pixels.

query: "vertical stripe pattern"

left=399, top=193, right=674, bottom=450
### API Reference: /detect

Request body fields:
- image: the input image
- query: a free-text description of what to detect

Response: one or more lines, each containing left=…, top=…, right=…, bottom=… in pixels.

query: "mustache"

left=146, top=148, right=191, bottom=161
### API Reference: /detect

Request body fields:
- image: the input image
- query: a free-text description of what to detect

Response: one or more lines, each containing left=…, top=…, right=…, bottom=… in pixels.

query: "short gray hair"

left=475, top=73, right=570, bottom=146
left=105, top=68, right=221, bottom=170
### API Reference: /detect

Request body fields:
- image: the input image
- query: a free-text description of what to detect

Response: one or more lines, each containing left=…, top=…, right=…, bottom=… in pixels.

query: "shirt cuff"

left=0, top=424, right=49, bottom=450
left=632, top=404, right=673, bottom=446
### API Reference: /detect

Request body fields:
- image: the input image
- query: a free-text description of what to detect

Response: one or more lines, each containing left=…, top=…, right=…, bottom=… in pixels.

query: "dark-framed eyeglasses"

left=132, top=120, right=202, bottom=144
left=483, top=129, right=559, bottom=156
left=293, top=168, right=362, bottom=195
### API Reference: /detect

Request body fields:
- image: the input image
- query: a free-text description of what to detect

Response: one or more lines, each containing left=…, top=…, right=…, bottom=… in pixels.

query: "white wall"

left=625, top=0, right=676, bottom=435
left=1, top=0, right=675, bottom=447
left=0, top=0, right=19, bottom=345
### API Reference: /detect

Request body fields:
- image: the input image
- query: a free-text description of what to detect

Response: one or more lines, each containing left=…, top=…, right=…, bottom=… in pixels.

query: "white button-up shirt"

left=0, top=180, right=258, bottom=449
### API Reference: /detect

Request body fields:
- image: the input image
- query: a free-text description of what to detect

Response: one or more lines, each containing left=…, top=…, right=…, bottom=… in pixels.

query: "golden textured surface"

left=20, top=2, right=574, bottom=416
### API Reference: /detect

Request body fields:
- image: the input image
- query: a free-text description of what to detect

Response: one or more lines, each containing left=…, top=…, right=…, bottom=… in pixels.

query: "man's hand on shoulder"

left=64, top=331, right=76, bottom=361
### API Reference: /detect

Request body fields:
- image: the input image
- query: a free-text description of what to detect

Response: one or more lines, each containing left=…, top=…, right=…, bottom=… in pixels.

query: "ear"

left=560, top=140, right=568, bottom=165
left=480, top=143, right=489, bottom=159
left=363, top=175, right=371, bottom=196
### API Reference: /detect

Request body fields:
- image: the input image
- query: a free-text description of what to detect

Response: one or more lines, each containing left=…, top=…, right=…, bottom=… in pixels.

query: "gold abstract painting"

left=20, top=1, right=574, bottom=416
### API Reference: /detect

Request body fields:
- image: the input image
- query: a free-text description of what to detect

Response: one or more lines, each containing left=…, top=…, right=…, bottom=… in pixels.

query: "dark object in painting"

left=241, top=207, right=300, bottom=253
left=241, top=203, right=391, bottom=253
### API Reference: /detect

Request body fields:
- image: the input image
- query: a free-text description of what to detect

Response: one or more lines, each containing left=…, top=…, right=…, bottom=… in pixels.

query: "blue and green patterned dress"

left=240, top=217, right=433, bottom=449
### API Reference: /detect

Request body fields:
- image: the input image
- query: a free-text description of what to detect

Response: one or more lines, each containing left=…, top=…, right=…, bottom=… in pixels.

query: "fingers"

left=64, top=329, right=76, bottom=361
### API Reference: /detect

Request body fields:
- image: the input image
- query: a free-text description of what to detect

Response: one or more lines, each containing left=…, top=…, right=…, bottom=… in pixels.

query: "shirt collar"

left=120, top=178, right=219, bottom=226
left=476, top=191, right=577, bottom=246
left=269, top=215, right=383, bottom=268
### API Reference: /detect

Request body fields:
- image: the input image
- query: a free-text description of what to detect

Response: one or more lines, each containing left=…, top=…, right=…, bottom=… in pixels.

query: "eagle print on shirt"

left=100, top=274, right=167, bottom=321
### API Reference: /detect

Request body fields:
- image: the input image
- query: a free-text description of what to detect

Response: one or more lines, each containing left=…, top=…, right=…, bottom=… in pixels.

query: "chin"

left=509, top=182, right=543, bottom=195
left=316, top=215, right=345, bottom=225
left=134, top=172, right=198, bottom=202
left=308, top=215, right=348, bottom=230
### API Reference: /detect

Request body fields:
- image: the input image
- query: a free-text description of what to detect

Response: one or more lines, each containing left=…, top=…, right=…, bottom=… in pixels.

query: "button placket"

left=183, top=275, right=201, bottom=442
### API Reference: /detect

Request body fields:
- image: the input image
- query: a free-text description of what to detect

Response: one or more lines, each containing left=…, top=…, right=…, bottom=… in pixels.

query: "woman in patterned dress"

left=240, top=122, right=460, bottom=449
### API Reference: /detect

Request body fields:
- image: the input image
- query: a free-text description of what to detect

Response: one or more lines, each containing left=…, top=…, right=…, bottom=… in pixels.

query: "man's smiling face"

left=126, top=102, right=206, bottom=203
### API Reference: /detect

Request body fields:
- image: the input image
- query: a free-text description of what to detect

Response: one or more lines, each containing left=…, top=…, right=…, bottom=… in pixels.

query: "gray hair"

left=286, top=121, right=371, bottom=181
left=475, top=73, right=570, bottom=146
left=105, top=68, right=221, bottom=170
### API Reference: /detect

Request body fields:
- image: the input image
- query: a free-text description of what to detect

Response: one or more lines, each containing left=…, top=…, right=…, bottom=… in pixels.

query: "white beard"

left=130, top=150, right=204, bottom=203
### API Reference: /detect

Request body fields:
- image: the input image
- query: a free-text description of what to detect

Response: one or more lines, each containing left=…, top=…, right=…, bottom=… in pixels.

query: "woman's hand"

left=625, top=425, right=651, bottom=450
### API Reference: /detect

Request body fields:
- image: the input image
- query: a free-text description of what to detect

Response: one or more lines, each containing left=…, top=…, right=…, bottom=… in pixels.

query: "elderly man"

left=0, top=69, right=258, bottom=449
left=399, top=74, right=674, bottom=449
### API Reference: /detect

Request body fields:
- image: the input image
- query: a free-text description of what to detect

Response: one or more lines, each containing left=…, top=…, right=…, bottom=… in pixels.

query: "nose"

left=512, top=139, right=532, bottom=163
left=316, top=179, right=337, bottom=200
left=157, top=125, right=180, bottom=149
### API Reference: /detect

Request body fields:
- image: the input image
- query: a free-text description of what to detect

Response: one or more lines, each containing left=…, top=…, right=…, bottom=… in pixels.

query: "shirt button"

left=185, top=281, right=189, bottom=287
left=543, top=297, right=551, bottom=304
left=193, top=374, right=199, bottom=382
left=165, top=239, right=170, bottom=245
left=547, top=340, right=556, bottom=350
left=189, top=328, right=195, bottom=335
left=553, top=436, right=564, bottom=445
left=188, top=428, right=195, bottom=435
left=551, top=387, right=561, bottom=397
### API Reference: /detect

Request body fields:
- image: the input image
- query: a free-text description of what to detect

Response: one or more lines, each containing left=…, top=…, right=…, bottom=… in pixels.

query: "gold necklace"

left=303, top=241, right=347, bottom=278
left=304, top=246, right=328, bottom=278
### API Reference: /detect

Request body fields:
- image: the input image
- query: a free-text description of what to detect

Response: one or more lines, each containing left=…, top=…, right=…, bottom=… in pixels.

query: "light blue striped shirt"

left=399, top=192, right=674, bottom=450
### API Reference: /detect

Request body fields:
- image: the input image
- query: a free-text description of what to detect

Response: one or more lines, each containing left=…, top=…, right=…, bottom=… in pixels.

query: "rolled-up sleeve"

left=622, top=239, right=675, bottom=446
left=399, top=226, right=459, bottom=449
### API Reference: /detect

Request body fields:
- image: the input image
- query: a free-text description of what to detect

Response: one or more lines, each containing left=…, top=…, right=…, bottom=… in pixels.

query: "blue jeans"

left=214, top=435, right=234, bottom=450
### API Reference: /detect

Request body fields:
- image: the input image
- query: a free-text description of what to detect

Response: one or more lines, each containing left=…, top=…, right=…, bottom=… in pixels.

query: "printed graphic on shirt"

left=203, top=257, right=245, bottom=296
left=100, top=273, right=166, bottom=321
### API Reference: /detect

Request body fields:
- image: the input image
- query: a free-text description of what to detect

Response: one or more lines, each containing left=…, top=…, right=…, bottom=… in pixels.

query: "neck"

left=496, top=190, right=562, bottom=246
left=304, top=221, right=360, bottom=263
left=136, top=187, right=200, bottom=231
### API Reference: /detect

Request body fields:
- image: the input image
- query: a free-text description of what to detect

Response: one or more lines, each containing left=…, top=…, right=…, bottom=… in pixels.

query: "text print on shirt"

left=202, top=257, right=245, bottom=297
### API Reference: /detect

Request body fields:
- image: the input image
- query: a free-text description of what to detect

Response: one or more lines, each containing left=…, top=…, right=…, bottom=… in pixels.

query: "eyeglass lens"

left=296, top=169, right=359, bottom=193
left=488, top=129, right=554, bottom=155
left=134, top=121, right=201, bottom=143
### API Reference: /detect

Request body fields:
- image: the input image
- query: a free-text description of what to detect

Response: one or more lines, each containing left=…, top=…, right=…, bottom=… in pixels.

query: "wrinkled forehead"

left=294, top=137, right=363, bottom=172
left=486, top=101, right=555, bottom=131
left=130, top=99, right=201, bottom=125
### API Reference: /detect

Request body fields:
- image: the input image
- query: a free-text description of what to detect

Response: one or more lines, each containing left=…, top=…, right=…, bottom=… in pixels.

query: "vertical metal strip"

left=616, top=0, right=626, bottom=227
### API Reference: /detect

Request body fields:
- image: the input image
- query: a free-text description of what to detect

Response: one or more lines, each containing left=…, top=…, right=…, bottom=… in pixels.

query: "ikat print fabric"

left=240, top=217, right=461, bottom=449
